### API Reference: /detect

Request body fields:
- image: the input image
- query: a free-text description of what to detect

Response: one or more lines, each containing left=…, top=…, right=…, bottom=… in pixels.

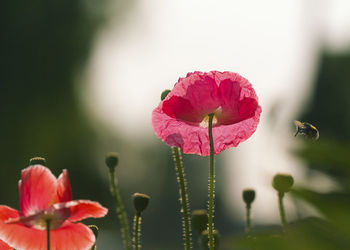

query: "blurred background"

left=2, top=0, right=350, bottom=249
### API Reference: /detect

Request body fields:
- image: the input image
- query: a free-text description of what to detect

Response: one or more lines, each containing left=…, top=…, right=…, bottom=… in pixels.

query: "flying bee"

left=294, top=120, right=319, bottom=140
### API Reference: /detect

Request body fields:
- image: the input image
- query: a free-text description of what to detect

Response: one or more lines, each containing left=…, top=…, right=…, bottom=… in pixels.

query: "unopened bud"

left=272, top=173, right=294, bottom=193
left=133, top=193, right=150, bottom=213
left=29, top=157, right=46, bottom=166
left=242, top=189, right=256, bottom=206
left=191, top=209, right=208, bottom=234
left=105, top=153, right=119, bottom=170
left=161, top=89, right=171, bottom=101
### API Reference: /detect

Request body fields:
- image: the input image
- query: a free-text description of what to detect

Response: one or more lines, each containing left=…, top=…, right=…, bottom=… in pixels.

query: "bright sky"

left=86, top=0, right=350, bottom=223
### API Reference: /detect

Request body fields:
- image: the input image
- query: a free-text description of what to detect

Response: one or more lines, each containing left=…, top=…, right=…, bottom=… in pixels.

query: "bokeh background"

left=2, top=0, right=350, bottom=249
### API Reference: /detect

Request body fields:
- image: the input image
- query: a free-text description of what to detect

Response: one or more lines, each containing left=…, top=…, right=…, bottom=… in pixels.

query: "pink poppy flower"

left=0, top=164, right=108, bottom=250
left=152, top=71, right=261, bottom=156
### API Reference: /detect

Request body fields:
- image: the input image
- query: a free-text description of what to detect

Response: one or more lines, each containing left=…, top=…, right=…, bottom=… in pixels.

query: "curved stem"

left=245, top=205, right=251, bottom=233
left=109, top=168, right=131, bottom=250
left=133, top=213, right=141, bottom=250
left=278, top=192, right=287, bottom=229
left=46, top=219, right=51, bottom=250
left=172, top=147, right=192, bottom=250
left=207, top=113, right=215, bottom=250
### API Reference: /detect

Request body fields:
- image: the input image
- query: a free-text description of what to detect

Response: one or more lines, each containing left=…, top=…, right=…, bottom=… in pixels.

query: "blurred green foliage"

left=228, top=51, right=350, bottom=250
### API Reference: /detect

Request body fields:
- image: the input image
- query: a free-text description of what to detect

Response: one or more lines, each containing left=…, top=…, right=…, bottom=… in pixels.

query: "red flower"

left=0, top=239, right=11, bottom=250
left=152, top=71, right=261, bottom=156
left=0, top=165, right=108, bottom=250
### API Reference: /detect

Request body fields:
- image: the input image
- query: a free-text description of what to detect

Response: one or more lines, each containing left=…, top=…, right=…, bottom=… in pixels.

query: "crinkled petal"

left=165, top=72, right=220, bottom=117
left=152, top=71, right=262, bottom=156
left=57, top=169, right=72, bottom=202
left=52, top=200, right=108, bottom=222
left=163, top=96, right=203, bottom=123
left=152, top=105, right=261, bottom=156
left=20, top=165, right=58, bottom=216
left=217, top=78, right=241, bottom=124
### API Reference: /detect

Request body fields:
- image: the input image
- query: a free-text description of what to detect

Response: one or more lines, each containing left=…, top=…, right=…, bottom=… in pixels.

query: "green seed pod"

left=242, top=189, right=256, bottom=206
left=105, top=152, right=119, bottom=170
left=29, top=157, right=46, bottom=166
left=272, top=173, right=294, bottom=193
left=200, top=229, right=220, bottom=250
left=133, top=193, right=150, bottom=213
left=161, top=89, right=171, bottom=101
left=191, top=209, right=208, bottom=234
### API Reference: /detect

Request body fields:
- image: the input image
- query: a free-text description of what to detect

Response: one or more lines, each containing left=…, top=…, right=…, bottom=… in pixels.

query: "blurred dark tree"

left=0, top=0, right=109, bottom=205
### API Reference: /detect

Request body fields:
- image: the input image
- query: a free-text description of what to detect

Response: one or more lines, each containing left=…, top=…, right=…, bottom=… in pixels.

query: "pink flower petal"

left=52, top=200, right=108, bottom=222
left=165, top=72, right=220, bottom=117
left=216, top=78, right=241, bottom=125
left=57, top=169, right=72, bottom=202
left=163, top=96, right=203, bottom=123
left=152, top=71, right=262, bottom=156
left=19, top=165, right=58, bottom=216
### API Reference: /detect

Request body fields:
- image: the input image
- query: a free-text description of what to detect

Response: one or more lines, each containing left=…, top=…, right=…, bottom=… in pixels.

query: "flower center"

left=199, top=107, right=223, bottom=128
left=200, top=114, right=218, bottom=128
left=29, top=211, right=66, bottom=230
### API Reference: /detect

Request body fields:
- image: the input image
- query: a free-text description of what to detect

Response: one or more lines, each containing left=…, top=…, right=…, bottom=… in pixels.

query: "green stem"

left=278, top=192, right=287, bottom=229
left=172, top=147, right=192, bottom=250
left=245, top=205, right=251, bottom=233
left=46, top=219, right=51, bottom=250
left=133, top=212, right=141, bottom=250
left=207, top=113, right=215, bottom=250
left=109, top=168, right=131, bottom=250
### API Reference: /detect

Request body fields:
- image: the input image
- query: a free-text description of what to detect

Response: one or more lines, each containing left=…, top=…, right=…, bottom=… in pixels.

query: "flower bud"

left=105, top=152, right=119, bottom=170
left=242, top=189, right=256, bottom=206
left=133, top=193, right=150, bottom=213
left=272, top=173, right=294, bottom=193
left=29, top=157, right=46, bottom=166
left=200, top=229, right=220, bottom=250
left=191, top=209, right=208, bottom=234
left=161, top=89, right=171, bottom=101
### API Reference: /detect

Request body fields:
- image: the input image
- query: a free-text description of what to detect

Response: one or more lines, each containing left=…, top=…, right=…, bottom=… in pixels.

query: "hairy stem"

left=133, top=213, right=141, bottom=250
left=245, top=205, right=251, bottom=233
left=207, top=113, right=215, bottom=250
left=109, top=168, right=131, bottom=250
left=172, top=147, right=192, bottom=250
left=278, top=192, right=287, bottom=229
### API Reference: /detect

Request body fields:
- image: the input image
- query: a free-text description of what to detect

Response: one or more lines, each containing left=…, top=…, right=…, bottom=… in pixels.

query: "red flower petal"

left=57, top=169, right=72, bottom=202
left=0, top=221, right=95, bottom=250
left=19, top=165, right=58, bottom=216
left=52, top=200, right=108, bottom=222
left=51, top=222, right=95, bottom=250
left=152, top=71, right=261, bottom=156
left=0, top=239, right=12, bottom=250
left=0, top=206, right=96, bottom=250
